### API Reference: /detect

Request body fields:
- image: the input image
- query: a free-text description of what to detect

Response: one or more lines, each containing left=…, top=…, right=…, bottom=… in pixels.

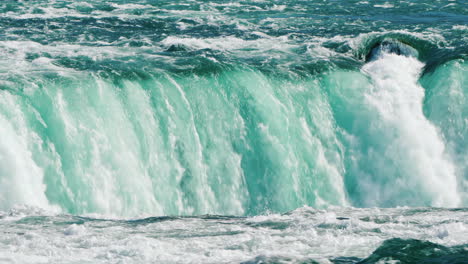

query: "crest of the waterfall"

left=358, top=48, right=461, bottom=207
left=366, top=40, right=419, bottom=62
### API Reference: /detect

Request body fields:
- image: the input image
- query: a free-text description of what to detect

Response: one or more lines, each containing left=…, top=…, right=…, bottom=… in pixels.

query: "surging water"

left=1, top=206, right=466, bottom=263
left=0, top=0, right=467, bottom=262
left=356, top=54, right=459, bottom=207
left=1, top=50, right=465, bottom=216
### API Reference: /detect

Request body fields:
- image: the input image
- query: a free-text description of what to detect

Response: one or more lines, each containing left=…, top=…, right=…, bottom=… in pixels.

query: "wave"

left=0, top=35, right=466, bottom=216
left=0, top=0, right=467, bottom=216
left=1, top=206, right=466, bottom=263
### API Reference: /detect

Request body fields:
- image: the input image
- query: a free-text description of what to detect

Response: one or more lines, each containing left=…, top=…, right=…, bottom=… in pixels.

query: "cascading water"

left=0, top=0, right=466, bottom=263
left=348, top=47, right=460, bottom=207
left=0, top=41, right=465, bottom=216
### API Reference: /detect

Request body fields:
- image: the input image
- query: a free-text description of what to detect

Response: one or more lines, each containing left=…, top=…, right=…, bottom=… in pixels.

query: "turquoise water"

left=0, top=0, right=467, bottom=262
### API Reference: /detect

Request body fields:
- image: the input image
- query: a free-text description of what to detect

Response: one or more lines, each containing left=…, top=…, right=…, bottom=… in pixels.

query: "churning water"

left=0, top=0, right=467, bottom=263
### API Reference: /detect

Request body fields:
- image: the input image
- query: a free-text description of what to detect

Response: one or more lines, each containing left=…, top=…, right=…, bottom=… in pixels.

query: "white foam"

left=63, top=224, right=86, bottom=236
left=109, top=3, right=154, bottom=10
left=0, top=207, right=465, bottom=263
left=160, top=35, right=294, bottom=53
left=361, top=53, right=460, bottom=207
left=0, top=93, right=55, bottom=212
left=374, top=3, right=394, bottom=8
left=452, top=25, right=468, bottom=31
